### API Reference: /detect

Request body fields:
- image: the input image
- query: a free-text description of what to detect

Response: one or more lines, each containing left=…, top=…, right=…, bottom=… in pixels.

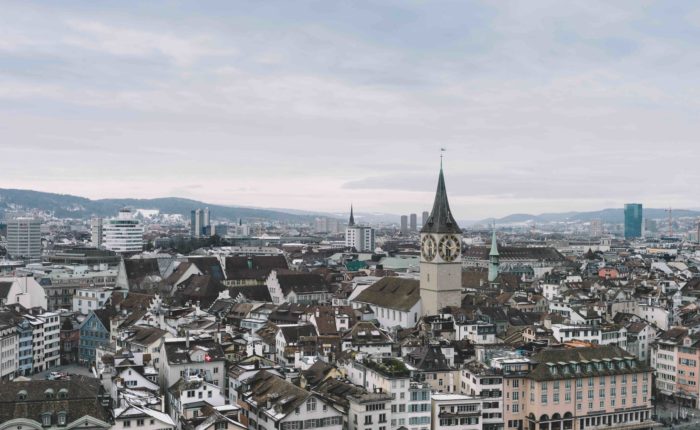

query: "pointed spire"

left=490, top=221, right=499, bottom=257
left=420, top=161, right=461, bottom=234
left=348, top=204, right=355, bottom=226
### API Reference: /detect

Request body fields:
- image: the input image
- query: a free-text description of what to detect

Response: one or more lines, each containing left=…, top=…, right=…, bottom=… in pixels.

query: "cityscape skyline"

left=2, top=1, right=700, bottom=218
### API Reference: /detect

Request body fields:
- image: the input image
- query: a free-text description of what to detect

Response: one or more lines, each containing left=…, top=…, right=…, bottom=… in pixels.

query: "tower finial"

left=440, top=147, right=446, bottom=169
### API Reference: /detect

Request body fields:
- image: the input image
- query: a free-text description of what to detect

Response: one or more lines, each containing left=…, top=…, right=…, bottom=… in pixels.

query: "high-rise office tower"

left=624, top=203, right=643, bottom=239
left=422, top=211, right=429, bottom=227
left=103, top=208, right=143, bottom=253
left=91, top=217, right=103, bottom=248
left=410, top=213, right=417, bottom=232
left=400, top=215, right=408, bottom=235
left=6, top=217, right=42, bottom=261
left=203, top=207, right=210, bottom=229
left=590, top=219, right=603, bottom=237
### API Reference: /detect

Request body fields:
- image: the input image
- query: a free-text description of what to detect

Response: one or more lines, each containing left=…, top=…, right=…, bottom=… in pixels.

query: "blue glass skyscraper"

left=624, top=203, right=643, bottom=238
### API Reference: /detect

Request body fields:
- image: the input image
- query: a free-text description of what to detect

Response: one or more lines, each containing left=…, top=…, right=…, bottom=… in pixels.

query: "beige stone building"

left=503, top=345, right=656, bottom=430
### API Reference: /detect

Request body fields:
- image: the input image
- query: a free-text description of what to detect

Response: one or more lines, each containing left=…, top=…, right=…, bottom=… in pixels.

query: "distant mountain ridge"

left=481, top=208, right=700, bottom=225
left=0, top=188, right=317, bottom=222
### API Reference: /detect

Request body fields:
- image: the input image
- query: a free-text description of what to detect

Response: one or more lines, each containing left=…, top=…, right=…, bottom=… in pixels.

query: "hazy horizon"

left=2, top=1, right=699, bottom=219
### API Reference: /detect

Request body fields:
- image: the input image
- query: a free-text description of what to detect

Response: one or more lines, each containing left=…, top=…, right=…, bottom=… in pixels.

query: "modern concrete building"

left=400, top=215, right=408, bottom=235
left=103, top=209, right=143, bottom=253
left=90, top=217, right=103, bottom=248
left=410, top=213, right=417, bottom=232
left=5, top=217, right=42, bottom=261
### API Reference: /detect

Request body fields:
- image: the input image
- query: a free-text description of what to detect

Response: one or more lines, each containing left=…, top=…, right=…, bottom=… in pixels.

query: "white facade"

left=346, top=226, right=375, bottom=253
left=0, top=276, right=48, bottom=310
left=431, top=394, right=483, bottom=430
left=103, top=209, right=144, bottom=253
left=73, top=287, right=113, bottom=315
left=344, top=359, right=432, bottom=430
left=168, top=374, right=226, bottom=423
left=0, top=323, right=17, bottom=380
left=113, top=406, right=175, bottom=430
left=362, top=300, right=422, bottom=330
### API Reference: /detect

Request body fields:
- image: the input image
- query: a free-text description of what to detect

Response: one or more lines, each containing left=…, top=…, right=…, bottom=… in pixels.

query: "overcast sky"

left=1, top=1, right=699, bottom=219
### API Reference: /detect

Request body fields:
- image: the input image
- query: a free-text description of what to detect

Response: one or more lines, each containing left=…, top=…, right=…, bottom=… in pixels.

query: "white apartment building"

left=346, top=226, right=375, bottom=253
left=103, top=209, right=144, bottom=253
left=25, top=312, right=60, bottom=372
left=0, top=320, right=18, bottom=381
left=73, top=287, right=113, bottom=315
left=431, top=394, right=483, bottom=430
left=347, top=390, right=393, bottom=430
left=344, top=357, right=432, bottom=430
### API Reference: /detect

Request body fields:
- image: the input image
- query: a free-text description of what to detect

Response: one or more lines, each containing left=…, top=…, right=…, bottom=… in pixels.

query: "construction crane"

left=666, top=207, right=673, bottom=237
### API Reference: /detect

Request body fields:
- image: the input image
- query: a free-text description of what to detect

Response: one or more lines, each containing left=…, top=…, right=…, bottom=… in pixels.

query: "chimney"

left=186, top=329, right=190, bottom=348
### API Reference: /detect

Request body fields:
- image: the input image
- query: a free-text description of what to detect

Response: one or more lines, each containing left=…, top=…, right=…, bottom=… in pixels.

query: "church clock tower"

left=420, top=164, right=463, bottom=316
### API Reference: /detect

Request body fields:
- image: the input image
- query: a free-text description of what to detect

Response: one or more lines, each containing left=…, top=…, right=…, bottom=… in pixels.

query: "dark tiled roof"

left=164, top=338, right=225, bottom=365
left=228, top=284, right=272, bottom=303
left=353, top=277, right=420, bottom=312
left=176, top=275, right=226, bottom=307
left=342, top=321, right=392, bottom=345
left=0, top=376, right=110, bottom=425
left=280, top=324, right=317, bottom=344
left=122, top=325, right=168, bottom=346
left=275, top=271, right=328, bottom=296
left=0, top=282, right=12, bottom=299
left=225, top=255, right=288, bottom=280
left=246, top=370, right=310, bottom=417
left=124, top=258, right=161, bottom=282
left=463, top=246, right=566, bottom=262
left=302, top=361, right=335, bottom=387
left=187, top=257, right=225, bottom=281
left=404, top=345, right=451, bottom=371
left=528, top=345, right=648, bottom=381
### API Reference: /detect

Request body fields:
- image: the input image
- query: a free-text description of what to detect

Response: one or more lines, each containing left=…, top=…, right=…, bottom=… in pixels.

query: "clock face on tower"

left=421, top=235, right=437, bottom=261
left=438, top=234, right=461, bottom=262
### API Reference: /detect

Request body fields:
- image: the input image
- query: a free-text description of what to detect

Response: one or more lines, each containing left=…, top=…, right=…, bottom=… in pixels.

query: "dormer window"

left=57, top=412, right=67, bottom=426
left=42, top=413, right=51, bottom=427
left=44, top=389, right=54, bottom=400
left=58, top=389, right=68, bottom=399
left=17, top=390, right=27, bottom=401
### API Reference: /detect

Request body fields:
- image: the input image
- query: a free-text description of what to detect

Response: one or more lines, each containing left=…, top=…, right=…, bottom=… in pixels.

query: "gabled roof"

left=275, top=271, right=329, bottom=296
left=279, top=324, right=317, bottom=344
left=420, top=167, right=461, bottom=234
left=343, top=321, right=392, bottom=344
left=246, top=370, right=310, bottom=418
left=187, top=257, right=225, bottom=281
left=124, top=259, right=161, bottom=282
left=228, top=284, right=272, bottom=303
left=225, top=255, right=288, bottom=281
left=0, top=376, right=110, bottom=425
left=404, top=345, right=452, bottom=371
left=353, top=277, right=420, bottom=312
left=0, top=281, right=13, bottom=299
